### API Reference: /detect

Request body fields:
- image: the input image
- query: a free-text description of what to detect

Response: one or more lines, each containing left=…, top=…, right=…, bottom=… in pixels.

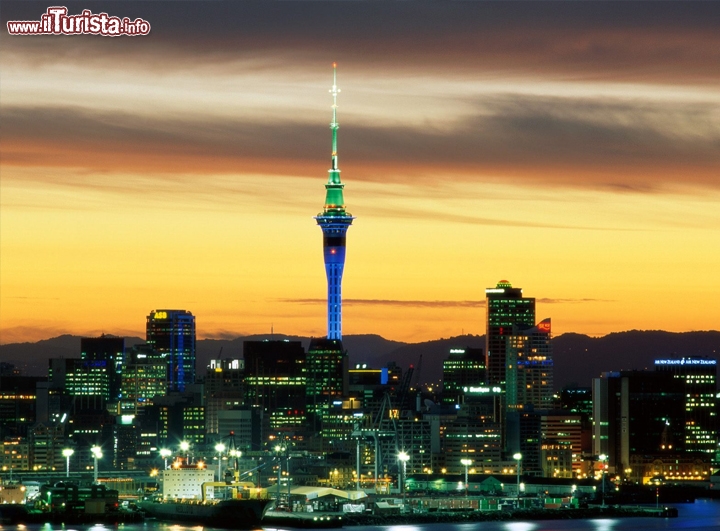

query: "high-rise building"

left=442, top=347, right=485, bottom=405
left=315, top=64, right=354, bottom=341
left=653, top=357, right=717, bottom=455
left=305, top=338, right=349, bottom=444
left=119, top=345, right=168, bottom=414
left=205, top=358, right=244, bottom=437
left=81, top=336, right=125, bottom=401
left=485, top=280, right=535, bottom=385
left=243, top=340, right=306, bottom=434
left=505, top=319, right=554, bottom=411
left=592, top=370, right=686, bottom=475
left=146, top=310, right=196, bottom=392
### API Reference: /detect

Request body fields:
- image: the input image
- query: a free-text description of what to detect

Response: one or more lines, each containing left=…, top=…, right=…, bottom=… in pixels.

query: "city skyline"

left=2, top=2, right=719, bottom=344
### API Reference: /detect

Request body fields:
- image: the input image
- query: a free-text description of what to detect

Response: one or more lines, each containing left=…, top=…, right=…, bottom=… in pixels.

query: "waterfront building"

left=653, top=357, right=717, bottom=455
left=146, top=310, right=196, bottom=392
left=0, top=437, right=30, bottom=472
left=442, top=387, right=504, bottom=469
left=315, top=64, right=354, bottom=341
left=485, top=280, right=535, bottom=385
left=592, top=370, right=685, bottom=475
left=28, top=422, right=65, bottom=471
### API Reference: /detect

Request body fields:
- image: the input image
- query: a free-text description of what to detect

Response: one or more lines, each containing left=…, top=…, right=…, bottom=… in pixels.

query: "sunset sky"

left=2, top=2, right=719, bottom=345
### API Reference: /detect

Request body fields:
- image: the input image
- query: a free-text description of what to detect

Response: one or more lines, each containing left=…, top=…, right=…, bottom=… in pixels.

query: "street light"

left=62, top=448, right=74, bottom=478
left=160, top=448, right=172, bottom=470
left=513, top=453, right=522, bottom=508
left=398, top=451, right=409, bottom=499
left=91, top=446, right=103, bottom=484
left=274, top=445, right=286, bottom=506
left=180, top=441, right=190, bottom=464
left=599, top=454, right=607, bottom=507
left=215, top=443, right=226, bottom=483
left=460, top=459, right=472, bottom=498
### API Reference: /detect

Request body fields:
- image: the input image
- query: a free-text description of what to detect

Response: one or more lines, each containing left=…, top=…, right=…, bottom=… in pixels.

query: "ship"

left=139, top=497, right=272, bottom=528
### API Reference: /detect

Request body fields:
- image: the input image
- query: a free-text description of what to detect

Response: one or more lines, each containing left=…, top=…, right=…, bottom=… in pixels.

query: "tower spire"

left=323, top=62, right=346, bottom=214
left=331, top=62, right=339, bottom=172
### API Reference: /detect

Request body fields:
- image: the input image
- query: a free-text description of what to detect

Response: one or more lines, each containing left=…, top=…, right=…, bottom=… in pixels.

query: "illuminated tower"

left=315, top=63, right=354, bottom=340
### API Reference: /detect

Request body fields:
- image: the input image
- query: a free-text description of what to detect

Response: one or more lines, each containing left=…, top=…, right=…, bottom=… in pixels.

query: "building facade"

left=146, top=310, right=196, bottom=392
left=485, top=280, right=535, bottom=385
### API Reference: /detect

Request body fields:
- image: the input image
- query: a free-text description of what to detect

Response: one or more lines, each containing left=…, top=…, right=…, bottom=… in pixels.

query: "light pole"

left=274, top=445, right=285, bottom=506
left=62, top=448, right=74, bottom=478
left=91, top=446, right=103, bottom=484
left=513, top=453, right=522, bottom=508
left=215, top=443, right=226, bottom=483
left=180, top=441, right=190, bottom=464
left=460, top=459, right=472, bottom=499
left=599, top=454, right=607, bottom=507
left=398, top=451, right=409, bottom=500
left=160, top=448, right=172, bottom=470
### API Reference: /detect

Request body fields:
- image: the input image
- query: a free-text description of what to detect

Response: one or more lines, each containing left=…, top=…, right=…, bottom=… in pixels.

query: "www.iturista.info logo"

left=7, top=6, right=151, bottom=36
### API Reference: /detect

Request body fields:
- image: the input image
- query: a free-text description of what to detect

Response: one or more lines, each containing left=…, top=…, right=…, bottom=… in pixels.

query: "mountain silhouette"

left=1, top=330, right=717, bottom=390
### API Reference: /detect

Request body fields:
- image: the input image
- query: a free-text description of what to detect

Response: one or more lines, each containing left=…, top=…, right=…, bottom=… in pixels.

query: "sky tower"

left=315, top=63, right=354, bottom=340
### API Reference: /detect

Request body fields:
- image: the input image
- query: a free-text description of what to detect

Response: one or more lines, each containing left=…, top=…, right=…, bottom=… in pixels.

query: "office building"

left=243, top=340, right=306, bottom=433
left=442, top=347, right=485, bottom=405
left=120, top=345, right=168, bottom=413
left=654, top=357, right=717, bottom=455
left=314, top=64, right=354, bottom=340
left=485, top=280, right=535, bottom=385
left=146, top=309, right=196, bottom=392
left=205, top=358, right=244, bottom=437
left=506, top=319, right=554, bottom=411
left=592, top=370, right=685, bottom=475
left=81, top=336, right=125, bottom=401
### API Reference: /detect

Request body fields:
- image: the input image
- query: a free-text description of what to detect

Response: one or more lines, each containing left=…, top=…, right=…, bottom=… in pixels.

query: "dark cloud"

left=3, top=93, right=718, bottom=193
left=2, top=2, right=719, bottom=83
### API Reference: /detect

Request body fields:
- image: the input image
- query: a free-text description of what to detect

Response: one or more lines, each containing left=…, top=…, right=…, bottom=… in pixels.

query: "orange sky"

left=1, top=2, right=719, bottom=344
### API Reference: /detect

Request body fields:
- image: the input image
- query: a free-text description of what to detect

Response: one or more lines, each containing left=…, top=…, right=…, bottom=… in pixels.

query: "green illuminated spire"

left=322, top=62, right=349, bottom=216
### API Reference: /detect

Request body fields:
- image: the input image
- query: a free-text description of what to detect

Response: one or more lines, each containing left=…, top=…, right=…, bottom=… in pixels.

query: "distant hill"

left=552, top=330, right=720, bottom=389
left=1, top=330, right=718, bottom=390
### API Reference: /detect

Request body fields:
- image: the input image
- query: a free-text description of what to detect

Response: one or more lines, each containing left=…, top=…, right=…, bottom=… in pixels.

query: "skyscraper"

left=485, top=280, right=535, bottom=385
left=315, top=63, right=354, bottom=341
left=505, top=319, right=554, bottom=410
left=146, top=310, right=196, bottom=392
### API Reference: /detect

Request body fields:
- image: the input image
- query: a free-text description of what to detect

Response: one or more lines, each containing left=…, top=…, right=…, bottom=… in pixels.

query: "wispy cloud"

left=281, top=298, right=484, bottom=308
left=538, top=298, right=614, bottom=304
left=3, top=93, right=718, bottom=194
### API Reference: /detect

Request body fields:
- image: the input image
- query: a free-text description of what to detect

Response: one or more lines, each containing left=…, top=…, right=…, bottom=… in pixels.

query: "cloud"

left=3, top=92, right=718, bottom=194
left=281, top=298, right=485, bottom=308
left=2, top=3, right=719, bottom=84
left=537, top=298, right=614, bottom=304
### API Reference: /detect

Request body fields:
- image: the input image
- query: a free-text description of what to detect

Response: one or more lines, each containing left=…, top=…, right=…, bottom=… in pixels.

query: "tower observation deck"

left=315, top=63, right=354, bottom=340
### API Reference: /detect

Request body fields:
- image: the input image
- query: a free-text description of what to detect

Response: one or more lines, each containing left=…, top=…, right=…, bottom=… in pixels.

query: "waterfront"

left=4, top=499, right=719, bottom=531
